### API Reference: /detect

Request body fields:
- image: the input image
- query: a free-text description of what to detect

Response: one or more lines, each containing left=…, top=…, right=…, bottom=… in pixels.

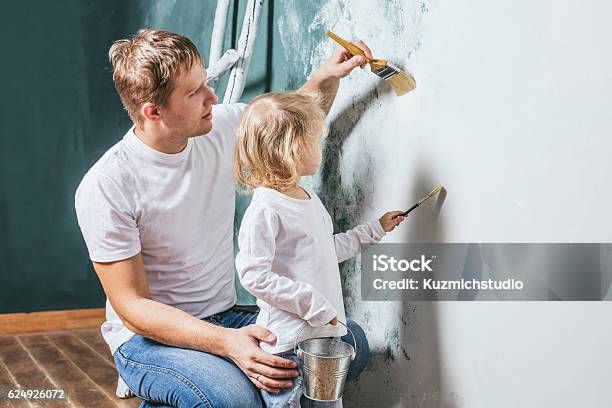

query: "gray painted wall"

left=275, top=0, right=612, bottom=407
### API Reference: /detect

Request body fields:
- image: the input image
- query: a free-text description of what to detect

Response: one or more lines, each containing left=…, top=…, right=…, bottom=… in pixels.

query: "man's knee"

left=118, top=358, right=262, bottom=408
left=114, top=337, right=262, bottom=408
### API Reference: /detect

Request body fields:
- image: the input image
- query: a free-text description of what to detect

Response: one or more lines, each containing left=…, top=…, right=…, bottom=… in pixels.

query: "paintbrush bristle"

left=371, top=62, right=417, bottom=96
left=387, top=70, right=417, bottom=96
left=423, top=185, right=443, bottom=201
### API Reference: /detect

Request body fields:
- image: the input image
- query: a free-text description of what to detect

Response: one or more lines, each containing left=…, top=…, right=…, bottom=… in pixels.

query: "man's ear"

left=141, top=102, right=162, bottom=122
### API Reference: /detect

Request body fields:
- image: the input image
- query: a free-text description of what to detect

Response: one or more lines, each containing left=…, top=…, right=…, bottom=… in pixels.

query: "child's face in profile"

left=299, top=136, right=322, bottom=176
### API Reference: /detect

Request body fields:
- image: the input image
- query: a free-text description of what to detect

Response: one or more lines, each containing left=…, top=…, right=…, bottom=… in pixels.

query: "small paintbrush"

left=401, top=185, right=443, bottom=216
left=326, top=30, right=416, bottom=96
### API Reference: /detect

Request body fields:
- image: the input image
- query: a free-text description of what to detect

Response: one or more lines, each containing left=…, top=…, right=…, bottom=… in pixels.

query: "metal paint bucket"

left=293, top=321, right=357, bottom=401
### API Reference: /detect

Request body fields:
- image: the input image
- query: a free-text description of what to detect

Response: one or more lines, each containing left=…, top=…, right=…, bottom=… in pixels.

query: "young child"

left=234, top=92, right=405, bottom=407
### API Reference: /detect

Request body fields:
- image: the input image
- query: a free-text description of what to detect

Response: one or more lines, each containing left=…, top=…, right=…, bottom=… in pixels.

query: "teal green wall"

left=0, top=0, right=293, bottom=312
left=0, top=1, right=128, bottom=312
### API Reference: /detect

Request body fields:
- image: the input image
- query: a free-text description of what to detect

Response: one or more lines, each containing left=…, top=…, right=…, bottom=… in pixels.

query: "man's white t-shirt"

left=75, top=103, right=246, bottom=354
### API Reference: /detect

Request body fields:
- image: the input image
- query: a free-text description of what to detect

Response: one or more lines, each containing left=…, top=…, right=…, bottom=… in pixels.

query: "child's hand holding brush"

left=379, top=211, right=407, bottom=232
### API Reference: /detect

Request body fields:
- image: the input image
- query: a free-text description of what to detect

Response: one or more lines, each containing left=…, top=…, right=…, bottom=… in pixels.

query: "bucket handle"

left=293, top=320, right=357, bottom=361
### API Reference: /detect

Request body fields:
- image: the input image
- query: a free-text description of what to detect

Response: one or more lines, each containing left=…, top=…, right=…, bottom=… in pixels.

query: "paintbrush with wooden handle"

left=326, top=30, right=416, bottom=96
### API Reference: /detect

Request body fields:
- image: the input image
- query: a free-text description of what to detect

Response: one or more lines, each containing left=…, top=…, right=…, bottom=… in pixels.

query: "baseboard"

left=0, top=308, right=105, bottom=334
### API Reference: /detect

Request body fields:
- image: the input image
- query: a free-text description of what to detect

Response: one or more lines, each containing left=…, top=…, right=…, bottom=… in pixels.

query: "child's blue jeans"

left=113, top=307, right=369, bottom=407
left=261, top=351, right=304, bottom=407
left=262, top=321, right=369, bottom=408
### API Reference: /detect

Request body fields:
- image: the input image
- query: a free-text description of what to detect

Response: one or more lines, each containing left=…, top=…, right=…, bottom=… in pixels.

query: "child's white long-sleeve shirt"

left=236, top=186, right=385, bottom=353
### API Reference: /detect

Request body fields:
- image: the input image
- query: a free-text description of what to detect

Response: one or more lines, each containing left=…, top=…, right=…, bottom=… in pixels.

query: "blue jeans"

left=260, top=351, right=303, bottom=408
left=113, top=307, right=369, bottom=408
left=262, top=325, right=368, bottom=408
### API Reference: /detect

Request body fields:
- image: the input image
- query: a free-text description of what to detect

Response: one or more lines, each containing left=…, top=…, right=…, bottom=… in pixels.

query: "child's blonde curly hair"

left=234, top=91, right=327, bottom=192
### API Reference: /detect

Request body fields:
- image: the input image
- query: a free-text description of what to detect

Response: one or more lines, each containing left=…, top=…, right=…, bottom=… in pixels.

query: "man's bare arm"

left=94, top=254, right=226, bottom=349
left=298, top=40, right=373, bottom=114
left=93, top=253, right=298, bottom=393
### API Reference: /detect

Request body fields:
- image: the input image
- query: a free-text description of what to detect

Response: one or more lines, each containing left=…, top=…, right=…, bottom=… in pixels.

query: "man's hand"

left=379, top=211, right=406, bottom=232
left=317, top=41, right=373, bottom=79
left=223, top=325, right=299, bottom=393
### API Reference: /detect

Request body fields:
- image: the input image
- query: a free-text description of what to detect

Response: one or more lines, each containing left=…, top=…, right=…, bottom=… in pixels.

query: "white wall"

left=280, top=0, right=612, bottom=406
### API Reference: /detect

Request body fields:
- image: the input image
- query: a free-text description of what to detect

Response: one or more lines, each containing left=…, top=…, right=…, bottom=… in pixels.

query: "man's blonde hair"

left=235, top=92, right=327, bottom=192
left=108, top=29, right=202, bottom=125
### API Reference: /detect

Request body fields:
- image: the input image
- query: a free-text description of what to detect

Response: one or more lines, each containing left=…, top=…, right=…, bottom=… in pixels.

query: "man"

left=75, top=29, right=372, bottom=407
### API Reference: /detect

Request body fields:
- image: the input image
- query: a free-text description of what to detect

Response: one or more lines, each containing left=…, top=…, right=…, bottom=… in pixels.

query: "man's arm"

left=298, top=40, right=373, bottom=114
left=93, top=253, right=298, bottom=393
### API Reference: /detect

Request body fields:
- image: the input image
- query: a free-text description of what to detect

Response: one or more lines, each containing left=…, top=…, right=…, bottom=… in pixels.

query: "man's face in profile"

left=162, top=62, right=218, bottom=139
